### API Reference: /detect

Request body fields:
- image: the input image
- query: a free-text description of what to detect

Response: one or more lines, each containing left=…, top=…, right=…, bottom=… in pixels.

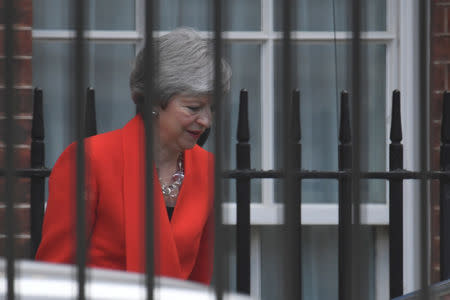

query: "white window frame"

left=32, top=2, right=396, bottom=227
left=32, top=0, right=423, bottom=298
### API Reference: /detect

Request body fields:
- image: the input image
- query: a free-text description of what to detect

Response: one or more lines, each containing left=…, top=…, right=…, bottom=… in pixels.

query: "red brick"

left=432, top=5, right=446, bottom=34
left=0, top=236, right=31, bottom=258
left=432, top=179, right=441, bottom=203
left=0, top=0, right=32, bottom=27
left=432, top=212, right=440, bottom=235
left=0, top=118, right=32, bottom=145
left=431, top=179, right=439, bottom=200
left=432, top=233, right=440, bottom=260
left=431, top=179, right=441, bottom=283
left=0, top=29, right=32, bottom=56
left=432, top=63, right=447, bottom=91
left=447, top=7, right=450, bottom=33
left=448, top=64, right=450, bottom=89
left=432, top=36, right=450, bottom=61
left=0, top=206, right=30, bottom=235
left=431, top=92, right=445, bottom=122
left=0, top=88, right=33, bottom=115
left=0, top=58, right=31, bottom=86
left=0, top=147, right=30, bottom=168
left=0, top=177, right=31, bottom=204
left=432, top=145, right=441, bottom=171
left=432, top=120, right=442, bottom=149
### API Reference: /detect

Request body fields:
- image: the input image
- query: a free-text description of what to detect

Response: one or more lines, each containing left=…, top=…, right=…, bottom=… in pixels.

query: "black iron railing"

left=2, top=88, right=450, bottom=299
left=223, top=89, right=450, bottom=300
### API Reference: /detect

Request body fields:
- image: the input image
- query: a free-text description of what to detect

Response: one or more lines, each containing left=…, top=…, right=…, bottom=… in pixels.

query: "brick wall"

left=0, top=0, right=33, bottom=258
left=431, top=0, right=450, bottom=284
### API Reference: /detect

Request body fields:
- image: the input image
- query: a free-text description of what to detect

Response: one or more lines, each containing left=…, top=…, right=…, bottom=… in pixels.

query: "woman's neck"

left=154, top=142, right=181, bottom=181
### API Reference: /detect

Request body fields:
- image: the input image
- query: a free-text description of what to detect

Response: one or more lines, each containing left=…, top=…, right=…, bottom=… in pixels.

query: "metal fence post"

left=419, top=1, right=431, bottom=299
left=213, top=0, right=226, bottom=298
left=74, top=0, right=87, bottom=298
left=85, top=88, right=97, bottom=137
left=144, top=0, right=157, bottom=298
left=389, top=90, right=404, bottom=298
left=30, top=88, right=46, bottom=257
left=440, top=91, right=450, bottom=280
left=236, top=89, right=251, bottom=294
left=339, top=90, right=352, bottom=300
left=281, top=0, right=300, bottom=298
left=4, top=0, right=16, bottom=298
left=291, top=89, right=302, bottom=300
left=351, top=0, right=363, bottom=298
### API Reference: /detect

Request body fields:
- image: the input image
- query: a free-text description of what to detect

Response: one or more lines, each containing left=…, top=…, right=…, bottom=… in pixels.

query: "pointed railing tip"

left=339, top=90, right=351, bottom=143
left=237, top=89, right=250, bottom=143
left=390, top=90, right=402, bottom=143
left=442, top=91, right=450, bottom=143
left=85, top=87, right=97, bottom=137
left=32, top=88, right=44, bottom=140
left=290, top=89, right=301, bottom=142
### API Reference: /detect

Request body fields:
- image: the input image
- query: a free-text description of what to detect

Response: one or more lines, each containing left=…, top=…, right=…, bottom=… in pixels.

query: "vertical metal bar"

left=419, top=0, right=430, bottom=299
left=236, top=89, right=250, bottom=294
left=213, top=0, right=225, bottom=298
left=338, top=90, right=352, bottom=300
left=4, top=0, right=15, bottom=298
left=144, top=0, right=156, bottom=299
left=74, top=0, right=87, bottom=298
left=85, top=88, right=97, bottom=137
left=440, top=91, right=450, bottom=281
left=281, top=1, right=300, bottom=299
left=389, top=90, right=404, bottom=298
left=291, top=89, right=302, bottom=300
left=350, top=0, right=362, bottom=299
left=30, top=88, right=45, bottom=257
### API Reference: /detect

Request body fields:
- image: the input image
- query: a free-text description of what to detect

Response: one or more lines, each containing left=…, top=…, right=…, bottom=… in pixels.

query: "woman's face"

left=156, top=95, right=212, bottom=152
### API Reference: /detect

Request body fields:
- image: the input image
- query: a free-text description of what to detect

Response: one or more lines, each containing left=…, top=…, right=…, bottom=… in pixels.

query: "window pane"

left=261, top=225, right=376, bottom=300
left=274, top=43, right=387, bottom=204
left=32, top=41, right=136, bottom=167
left=274, top=0, right=386, bottom=31
left=157, top=0, right=260, bottom=31
left=33, top=0, right=135, bottom=30
left=203, top=43, right=262, bottom=203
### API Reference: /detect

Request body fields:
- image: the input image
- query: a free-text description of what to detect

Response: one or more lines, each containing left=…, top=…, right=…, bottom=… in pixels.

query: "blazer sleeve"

left=35, top=142, right=98, bottom=264
left=188, top=211, right=214, bottom=284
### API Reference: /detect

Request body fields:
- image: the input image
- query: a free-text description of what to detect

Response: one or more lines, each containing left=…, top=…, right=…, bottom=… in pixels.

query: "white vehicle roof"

left=0, top=259, right=254, bottom=300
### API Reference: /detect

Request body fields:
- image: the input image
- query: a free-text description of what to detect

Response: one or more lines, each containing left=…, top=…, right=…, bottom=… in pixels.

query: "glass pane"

left=32, top=41, right=136, bottom=168
left=261, top=225, right=376, bottom=300
left=274, top=42, right=387, bottom=204
left=274, top=0, right=386, bottom=31
left=157, top=0, right=260, bottom=31
left=203, top=43, right=262, bottom=203
left=33, top=0, right=135, bottom=30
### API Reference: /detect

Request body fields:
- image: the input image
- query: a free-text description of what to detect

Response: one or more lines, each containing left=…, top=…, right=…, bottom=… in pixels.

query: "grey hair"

left=129, top=27, right=232, bottom=110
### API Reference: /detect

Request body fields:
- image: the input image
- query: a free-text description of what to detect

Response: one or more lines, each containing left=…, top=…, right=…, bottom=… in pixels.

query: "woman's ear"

left=152, top=106, right=161, bottom=118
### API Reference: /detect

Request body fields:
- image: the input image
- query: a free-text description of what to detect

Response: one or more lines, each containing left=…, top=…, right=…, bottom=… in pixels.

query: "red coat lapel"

left=170, top=147, right=213, bottom=277
left=121, top=115, right=181, bottom=276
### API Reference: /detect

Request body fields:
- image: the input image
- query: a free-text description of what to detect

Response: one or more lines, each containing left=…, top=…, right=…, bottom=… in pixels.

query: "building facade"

left=1, top=0, right=450, bottom=299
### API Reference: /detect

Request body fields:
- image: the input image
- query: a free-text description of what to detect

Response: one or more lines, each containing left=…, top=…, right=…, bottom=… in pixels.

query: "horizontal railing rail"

left=223, top=169, right=450, bottom=179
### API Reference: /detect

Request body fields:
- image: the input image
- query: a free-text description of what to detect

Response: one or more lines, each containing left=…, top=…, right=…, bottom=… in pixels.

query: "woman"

left=35, top=27, right=232, bottom=285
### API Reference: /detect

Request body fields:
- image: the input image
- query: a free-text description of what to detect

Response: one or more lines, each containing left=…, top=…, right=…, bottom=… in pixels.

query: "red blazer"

left=36, top=115, right=215, bottom=284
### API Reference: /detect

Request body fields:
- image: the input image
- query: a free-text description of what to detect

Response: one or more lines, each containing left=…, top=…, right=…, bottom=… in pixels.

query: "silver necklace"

left=159, top=154, right=184, bottom=206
